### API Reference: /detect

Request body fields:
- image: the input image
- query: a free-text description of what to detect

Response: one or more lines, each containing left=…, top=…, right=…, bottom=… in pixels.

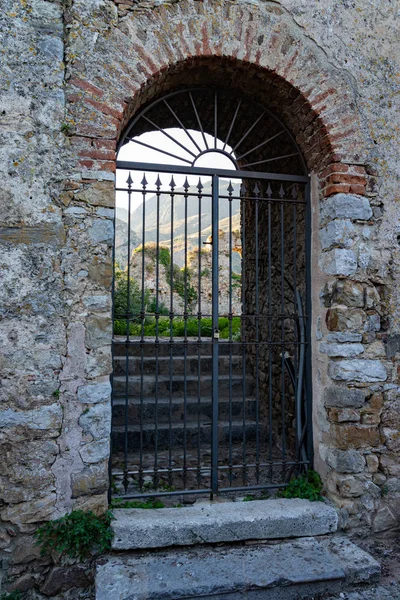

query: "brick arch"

left=68, top=0, right=367, bottom=196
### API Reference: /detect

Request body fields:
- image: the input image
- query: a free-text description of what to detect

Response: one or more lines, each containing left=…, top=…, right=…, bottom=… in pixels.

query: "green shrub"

left=148, top=297, right=169, bottom=315
left=278, top=470, right=323, bottom=502
left=113, top=266, right=149, bottom=322
left=171, top=265, right=197, bottom=305
left=35, top=510, right=114, bottom=561
left=115, top=314, right=241, bottom=339
left=0, top=592, right=22, bottom=600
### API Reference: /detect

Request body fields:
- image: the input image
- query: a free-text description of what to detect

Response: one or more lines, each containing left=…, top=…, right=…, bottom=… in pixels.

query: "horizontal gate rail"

left=116, top=160, right=309, bottom=184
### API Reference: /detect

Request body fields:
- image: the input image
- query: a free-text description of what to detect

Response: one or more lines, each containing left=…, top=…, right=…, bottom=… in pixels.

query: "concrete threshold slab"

left=96, top=536, right=380, bottom=600
left=111, top=498, right=338, bottom=550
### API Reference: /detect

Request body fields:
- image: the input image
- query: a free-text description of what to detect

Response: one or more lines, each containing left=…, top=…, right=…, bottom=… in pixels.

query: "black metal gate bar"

left=111, top=162, right=311, bottom=499
left=211, top=174, right=219, bottom=497
left=117, top=161, right=309, bottom=183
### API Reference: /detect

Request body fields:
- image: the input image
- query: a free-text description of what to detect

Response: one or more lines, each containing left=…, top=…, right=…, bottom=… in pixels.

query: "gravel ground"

left=326, top=533, right=400, bottom=600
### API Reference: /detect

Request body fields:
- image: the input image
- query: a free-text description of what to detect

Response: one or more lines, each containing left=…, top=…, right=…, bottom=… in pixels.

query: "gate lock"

left=213, top=328, right=220, bottom=339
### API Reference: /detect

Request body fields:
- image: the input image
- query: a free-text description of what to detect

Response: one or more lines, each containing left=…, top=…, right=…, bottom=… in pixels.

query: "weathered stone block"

left=0, top=404, right=62, bottom=434
left=337, top=475, right=368, bottom=498
left=321, top=194, right=372, bottom=222
left=1, top=494, right=56, bottom=525
left=366, top=454, right=379, bottom=473
left=6, top=573, right=36, bottom=593
left=357, top=242, right=371, bottom=270
left=324, top=386, right=365, bottom=408
left=75, top=181, right=115, bottom=207
left=320, top=342, right=364, bottom=358
left=360, top=410, right=381, bottom=425
left=364, top=313, right=381, bottom=333
left=326, top=332, right=363, bottom=343
left=77, top=381, right=111, bottom=404
left=373, top=507, right=397, bottom=533
left=382, top=428, right=400, bottom=453
left=365, top=285, right=380, bottom=309
left=79, top=439, right=110, bottom=464
left=85, top=314, right=112, bottom=350
left=83, top=294, right=110, bottom=310
left=0, top=439, right=59, bottom=503
left=326, top=307, right=365, bottom=331
left=79, top=402, right=111, bottom=440
left=380, top=453, right=400, bottom=477
left=369, top=393, right=384, bottom=410
left=386, top=334, right=400, bottom=359
left=319, top=219, right=356, bottom=250
left=88, top=256, right=113, bottom=287
left=364, top=341, right=385, bottom=358
left=96, top=207, right=114, bottom=219
left=329, top=359, right=387, bottom=382
left=381, top=399, right=400, bottom=429
left=111, top=500, right=338, bottom=550
left=373, top=473, right=387, bottom=486
left=11, top=535, right=42, bottom=565
left=87, top=219, right=114, bottom=245
left=71, top=462, right=109, bottom=498
left=64, top=206, right=88, bottom=217
left=40, top=564, right=93, bottom=596
left=328, top=408, right=360, bottom=423
left=326, top=449, right=365, bottom=473
left=333, top=424, right=381, bottom=450
left=0, top=224, right=65, bottom=247
left=319, top=248, right=357, bottom=276
left=331, top=279, right=364, bottom=307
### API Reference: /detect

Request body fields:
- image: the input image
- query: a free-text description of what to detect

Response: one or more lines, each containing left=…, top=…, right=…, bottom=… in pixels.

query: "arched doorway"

left=111, top=87, right=311, bottom=499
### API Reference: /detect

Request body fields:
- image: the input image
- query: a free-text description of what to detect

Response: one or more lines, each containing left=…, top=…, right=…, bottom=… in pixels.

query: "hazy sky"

left=116, top=128, right=239, bottom=212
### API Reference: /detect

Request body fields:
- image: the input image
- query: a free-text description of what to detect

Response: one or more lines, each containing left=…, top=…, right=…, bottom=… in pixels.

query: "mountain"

left=115, top=180, right=241, bottom=268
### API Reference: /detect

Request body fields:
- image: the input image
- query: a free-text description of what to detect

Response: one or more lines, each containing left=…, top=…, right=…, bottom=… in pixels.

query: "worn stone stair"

left=112, top=338, right=258, bottom=452
left=95, top=499, right=380, bottom=600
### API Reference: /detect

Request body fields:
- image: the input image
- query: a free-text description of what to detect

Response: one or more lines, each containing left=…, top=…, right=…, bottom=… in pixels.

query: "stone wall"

left=0, top=0, right=399, bottom=595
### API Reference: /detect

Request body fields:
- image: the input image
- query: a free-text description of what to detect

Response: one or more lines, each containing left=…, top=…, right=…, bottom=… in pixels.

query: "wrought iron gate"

left=111, top=88, right=311, bottom=499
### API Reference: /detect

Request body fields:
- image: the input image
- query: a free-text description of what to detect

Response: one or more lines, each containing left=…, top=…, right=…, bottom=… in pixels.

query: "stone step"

left=113, top=338, right=244, bottom=357
left=112, top=374, right=255, bottom=398
left=112, top=395, right=258, bottom=425
left=95, top=536, right=380, bottom=600
left=111, top=499, right=338, bottom=550
left=113, top=354, right=244, bottom=376
left=112, top=420, right=263, bottom=451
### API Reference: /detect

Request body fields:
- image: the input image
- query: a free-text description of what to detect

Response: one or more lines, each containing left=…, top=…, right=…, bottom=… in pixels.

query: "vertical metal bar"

left=279, top=185, right=286, bottom=481
left=123, top=172, right=133, bottom=495
left=139, top=174, right=147, bottom=491
left=196, top=179, right=203, bottom=488
left=254, top=182, right=260, bottom=484
left=241, top=182, right=247, bottom=487
left=267, top=184, right=273, bottom=482
left=211, top=174, right=219, bottom=498
left=292, top=188, right=299, bottom=464
left=227, top=181, right=234, bottom=486
left=154, top=175, right=161, bottom=489
left=168, top=176, right=176, bottom=487
left=183, top=177, right=189, bottom=488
